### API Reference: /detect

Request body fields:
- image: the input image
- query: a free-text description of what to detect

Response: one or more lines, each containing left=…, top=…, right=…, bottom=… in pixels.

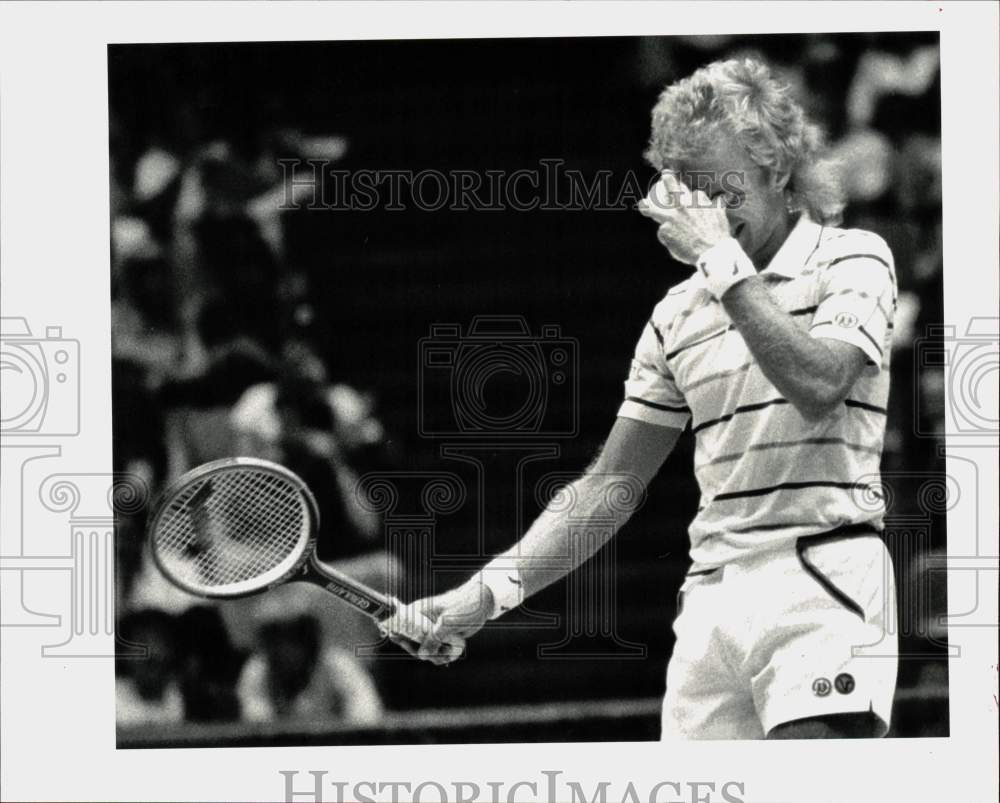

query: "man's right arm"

left=390, top=417, right=682, bottom=664
left=490, top=416, right=683, bottom=602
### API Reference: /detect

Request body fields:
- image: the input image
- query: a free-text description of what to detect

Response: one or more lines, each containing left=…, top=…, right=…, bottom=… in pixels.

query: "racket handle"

left=306, top=558, right=396, bottom=621
left=306, top=558, right=439, bottom=648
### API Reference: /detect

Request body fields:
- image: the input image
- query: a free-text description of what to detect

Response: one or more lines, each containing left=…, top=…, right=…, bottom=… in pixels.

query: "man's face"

left=674, top=136, right=789, bottom=263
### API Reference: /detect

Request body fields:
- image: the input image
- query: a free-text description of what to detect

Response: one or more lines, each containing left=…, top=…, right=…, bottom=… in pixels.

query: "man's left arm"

left=721, top=278, right=869, bottom=421
left=713, top=227, right=896, bottom=421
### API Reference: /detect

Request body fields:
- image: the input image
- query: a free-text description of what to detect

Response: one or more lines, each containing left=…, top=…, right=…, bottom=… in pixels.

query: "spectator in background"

left=158, top=293, right=278, bottom=473
left=191, top=208, right=283, bottom=352
left=221, top=338, right=400, bottom=662
left=112, top=352, right=169, bottom=607
left=230, top=338, right=386, bottom=561
left=174, top=606, right=245, bottom=723
left=116, top=609, right=184, bottom=726
left=237, top=610, right=384, bottom=724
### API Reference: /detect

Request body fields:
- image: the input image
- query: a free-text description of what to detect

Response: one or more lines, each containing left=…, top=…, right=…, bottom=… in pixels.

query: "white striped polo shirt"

left=618, top=214, right=897, bottom=567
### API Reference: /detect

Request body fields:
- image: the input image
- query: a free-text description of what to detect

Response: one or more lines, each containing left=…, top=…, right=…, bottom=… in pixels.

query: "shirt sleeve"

left=809, top=234, right=897, bottom=371
left=617, top=318, right=691, bottom=429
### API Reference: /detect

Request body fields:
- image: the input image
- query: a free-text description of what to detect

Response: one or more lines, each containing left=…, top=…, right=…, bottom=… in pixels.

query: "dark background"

left=110, top=32, right=948, bottom=743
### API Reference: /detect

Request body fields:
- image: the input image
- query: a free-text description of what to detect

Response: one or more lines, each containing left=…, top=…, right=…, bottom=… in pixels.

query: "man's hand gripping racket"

left=146, top=457, right=463, bottom=661
left=389, top=582, right=492, bottom=665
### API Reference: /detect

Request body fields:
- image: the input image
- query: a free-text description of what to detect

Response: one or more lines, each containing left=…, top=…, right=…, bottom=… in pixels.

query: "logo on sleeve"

left=812, top=677, right=832, bottom=697
left=834, top=311, right=859, bottom=328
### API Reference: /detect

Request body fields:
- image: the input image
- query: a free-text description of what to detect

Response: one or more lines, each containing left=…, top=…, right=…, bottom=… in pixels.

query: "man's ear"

left=770, top=170, right=791, bottom=192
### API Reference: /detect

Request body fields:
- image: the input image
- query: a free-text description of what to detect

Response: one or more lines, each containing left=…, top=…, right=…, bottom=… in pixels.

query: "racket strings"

left=154, top=468, right=310, bottom=592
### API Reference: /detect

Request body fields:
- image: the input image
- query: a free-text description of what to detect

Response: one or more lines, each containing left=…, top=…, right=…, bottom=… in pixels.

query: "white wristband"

left=478, top=566, right=525, bottom=620
left=696, top=237, right=756, bottom=299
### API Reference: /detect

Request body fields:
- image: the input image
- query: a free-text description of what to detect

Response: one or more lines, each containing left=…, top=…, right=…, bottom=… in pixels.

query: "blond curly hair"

left=645, top=57, right=844, bottom=224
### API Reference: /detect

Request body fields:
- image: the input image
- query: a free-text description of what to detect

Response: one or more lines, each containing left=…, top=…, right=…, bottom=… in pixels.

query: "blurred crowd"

left=112, top=33, right=946, bottom=732
left=111, top=128, right=398, bottom=726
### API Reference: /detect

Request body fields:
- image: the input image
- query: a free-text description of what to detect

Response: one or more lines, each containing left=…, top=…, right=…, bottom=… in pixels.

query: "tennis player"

left=391, top=57, right=899, bottom=740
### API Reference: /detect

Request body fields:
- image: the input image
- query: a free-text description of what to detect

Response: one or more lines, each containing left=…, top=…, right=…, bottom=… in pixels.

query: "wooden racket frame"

left=148, top=457, right=396, bottom=620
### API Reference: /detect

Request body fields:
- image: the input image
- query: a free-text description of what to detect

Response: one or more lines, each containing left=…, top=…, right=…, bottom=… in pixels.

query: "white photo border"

left=1, top=2, right=997, bottom=802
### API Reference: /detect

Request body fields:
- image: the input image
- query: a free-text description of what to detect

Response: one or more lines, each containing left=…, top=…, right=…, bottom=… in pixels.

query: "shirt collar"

left=761, top=213, right=824, bottom=278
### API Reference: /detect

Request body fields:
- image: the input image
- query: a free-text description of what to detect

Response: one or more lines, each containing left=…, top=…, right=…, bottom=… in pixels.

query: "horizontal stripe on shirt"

left=664, top=296, right=716, bottom=331
left=818, top=288, right=894, bottom=323
left=665, top=326, right=729, bottom=361
left=857, top=324, right=883, bottom=355
left=713, top=480, right=874, bottom=503
left=727, top=520, right=838, bottom=534
left=844, top=398, right=887, bottom=414
left=822, top=253, right=898, bottom=302
left=693, top=396, right=887, bottom=436
left=664, top=306, right=816, bottom=362
left=825, top=252, right=891, bottom=270
left=647, top=320, right=665, bottom=348
left=812, top=320, right=884, bottom=357
left=691, top=398, right=789, bottom=435
left=701, top=437, right=883, bottom=467
left=625, top=395, right=689, bottom=414
left=683, top=361, right=754, bottom=394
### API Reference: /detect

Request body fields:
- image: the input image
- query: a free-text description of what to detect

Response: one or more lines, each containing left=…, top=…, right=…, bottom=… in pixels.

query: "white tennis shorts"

left=661, top=531, right=898, bottom=740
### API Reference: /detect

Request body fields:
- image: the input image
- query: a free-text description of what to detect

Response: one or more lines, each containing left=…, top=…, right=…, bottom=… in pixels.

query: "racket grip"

left=379, top=597, right=466, bottom=664
left=308, top=559, right=439, bottom=650
left=378, top=597, right=436, bottom=643
left=308, top=559, right=396, bottom=620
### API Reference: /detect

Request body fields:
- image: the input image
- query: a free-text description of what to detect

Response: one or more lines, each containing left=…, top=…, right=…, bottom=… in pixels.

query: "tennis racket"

left=146, top=456, right=431, bottom=646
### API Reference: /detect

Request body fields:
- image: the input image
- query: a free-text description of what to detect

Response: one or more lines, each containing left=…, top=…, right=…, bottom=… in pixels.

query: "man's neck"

left=752, top=211, right=797, bottom=269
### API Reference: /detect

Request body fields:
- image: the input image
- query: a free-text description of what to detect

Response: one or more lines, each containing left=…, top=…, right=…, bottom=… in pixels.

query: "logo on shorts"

left=835, top=673, right=856, bottom=694
left=812, top=677, right=832, bottom=697
left=834, top=311, right=859, bottom=328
